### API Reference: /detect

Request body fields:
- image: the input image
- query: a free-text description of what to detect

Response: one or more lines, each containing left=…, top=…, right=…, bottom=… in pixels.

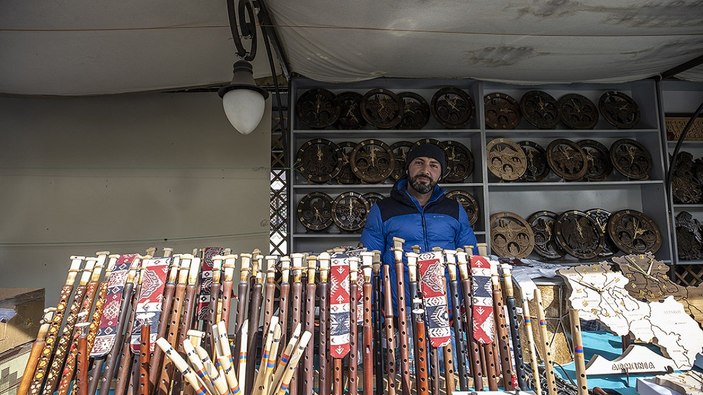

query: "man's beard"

left=409, top=174, right=436, bottom=194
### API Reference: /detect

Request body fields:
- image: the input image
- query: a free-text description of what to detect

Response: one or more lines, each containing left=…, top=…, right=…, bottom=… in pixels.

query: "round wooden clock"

left=484, top=92, right=521, bottom=129
left=397, top=92, right=430, bottom=129
left=598, top=91, right=640, bottom=129
left=295, top=138, right=343, bottom=183
left=360, top=88, right=403, bottom=129
left=430, top=87, right=475, bottom=129
left=675, top=211, right=703, bottom=260
left=577, top=139, right=612, bottom=181
left=440, top=140, right=474, bottom=182
left=297, top=192, right=334, bottom=231
left=332, top=191, right=371, bottom=232
left=296, top=88, right=340, bottom=129
left=336, top=141, right=361, bottom=185
left=607, top=209, right=662, bottom=254
left=554, top=210, right=604, bottom=260
left=585, top=208, right=618, bottom=257
left=520, top=90, right=559, bottom=129
left=527, top=210, right=565, bottom=260
left=445, top=190, right=480, bottom=226
left=389, top=141, right=414, bottom=181
left=335, top=91, right=366, bottom=130
left=486, top=138, right=527, bottom=181
left=518, top=140, right=550, bottom=182
left=350, top=139, right=395, bottom=183
left=546, top=139, right=589, bottom=181
left=609, top=139, right=652, bottom=180
left=362, top=191, right=385, bottom=208
left=490, top=211, right=535, bottom=259
left=557, top=93, right=599, bottom=129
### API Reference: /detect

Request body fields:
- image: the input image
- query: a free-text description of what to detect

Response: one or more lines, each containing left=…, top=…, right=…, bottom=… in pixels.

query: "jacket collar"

left=391, top=177, right=445, bottom=209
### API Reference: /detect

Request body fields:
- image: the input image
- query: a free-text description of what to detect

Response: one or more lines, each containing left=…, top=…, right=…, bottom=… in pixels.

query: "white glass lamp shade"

left=222, top=89, right=266, bottom=135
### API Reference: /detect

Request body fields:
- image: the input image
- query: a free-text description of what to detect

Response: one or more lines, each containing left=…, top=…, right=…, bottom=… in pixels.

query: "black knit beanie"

left=405, top=143, right=446, bottom=174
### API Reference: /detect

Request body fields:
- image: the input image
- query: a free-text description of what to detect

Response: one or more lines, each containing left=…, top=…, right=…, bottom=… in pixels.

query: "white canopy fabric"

left=2, top=0, right=702, bottom=96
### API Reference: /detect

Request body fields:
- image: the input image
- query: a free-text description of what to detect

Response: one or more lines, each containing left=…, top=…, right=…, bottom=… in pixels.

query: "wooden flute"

left=156, top=338, right=210, bottom=395
left=348, top=256, right=360, bottom=395
left=406, top=252, right=429, bottom=395
left=569, top=309, right=589, bottom=395
left=179, top=256, right=202, bottom=344
left=318, top=253, right=331, bottom=395
left=302, top=255, right=317, bottom=395
left=139, top=320, right=151, bottom=395
left=75, top=322, right=91, bottom=395
left=98, top=260, right=139, bottom=395
left=261, top=324, right=282, bottom=395
left=475, top=245, right=499, bottom=391
left=262, top=256, right=279, bottom=337
left=156, top=255, right=191, bottom=395
left=490, top=262, right=515, bottom=390
left=189, top=330, right=228, bottom=395
left=269, top=323, right=302, bottom=395
left=534, top=288, right=558, bottom=395
left=278, top=256, right=291, bottom=352
left=274, top=331, right=313, bottom=395
left=207, top=255, right=224, bottom=356
left=232, top=253, right=251, bottom=374
left=445, top=249, right=469, bottom=391
left=56, top=311, right=88, bottom=395
left=382, top=264, right=398, bottom=395
left=520, top=291, right=542, bottom=395
left=371, top=252, right=384, bottom=395
left=359, top=252, right=374, bottom=395
left=392, top=237, right=412, bottom=395
left=18, top=309, right=55, bottom=395
left=149, top=258, right=180, bottom=389
left=42, top=257, right=94, bottom=395
left=500, top=264, right=527, bottom=389
left=289, top=253, right=304, bottom=395
left=246, top=254, right=264, bottom=393
left=214, top=321, right=241, bottom=395
left=221, top=254, right=237, bottom=331
left=456, top=250, right=484, bottom=390
left=255, top=316, right=280, bottom=392
left=412, top=245, right=440, bottom=395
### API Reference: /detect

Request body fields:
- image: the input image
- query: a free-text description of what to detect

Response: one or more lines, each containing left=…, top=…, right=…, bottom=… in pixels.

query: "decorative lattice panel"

left=673, top=264, right=703, bottom=287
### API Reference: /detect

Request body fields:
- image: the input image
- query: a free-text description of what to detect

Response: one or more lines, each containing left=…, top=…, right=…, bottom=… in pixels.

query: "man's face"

left=407, top=156, right=442, bottom=194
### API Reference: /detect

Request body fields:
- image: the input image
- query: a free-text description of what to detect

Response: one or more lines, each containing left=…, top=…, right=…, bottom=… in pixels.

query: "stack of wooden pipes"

left=18, top=242, right=588, bottom=395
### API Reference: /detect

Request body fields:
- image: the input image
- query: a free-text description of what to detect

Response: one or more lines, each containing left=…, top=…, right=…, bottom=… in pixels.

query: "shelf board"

left=293, top=182, right=484, bottom=190
left=667, top=140, right=703, bottom=147
left=293, top=129, right=481, bottom=138
left=294, top=230, right=487, bottom=237
left=673, top=204, right=703, bottom=210
left=675, top=259, right=703, bottom=265
left=485, top=128, right=660, bottom=138
left=487, top=180, right=663, bottom=188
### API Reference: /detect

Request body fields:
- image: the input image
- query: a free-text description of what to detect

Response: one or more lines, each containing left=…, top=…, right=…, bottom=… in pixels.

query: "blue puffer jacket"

left=360, top=178, right=478, bottom=314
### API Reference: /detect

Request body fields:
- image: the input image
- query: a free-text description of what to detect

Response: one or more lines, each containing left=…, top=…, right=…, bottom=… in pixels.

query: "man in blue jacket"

left=360, top=142, right=478, bottom=312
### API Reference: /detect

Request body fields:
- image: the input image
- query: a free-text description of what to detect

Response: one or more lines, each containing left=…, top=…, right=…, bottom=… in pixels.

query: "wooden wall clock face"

left=446, top=190, right=480, bottom=225
left=440, top=140, right=474, bottom=182
left=430, top=87, right=475, bottom=129
left=577, top=139, right=612, bottom=181
left=554, top=210, right=603, bottom=260
left=546, top=139, right=589, bottom=181
left=360, top=88, right=403, bottom=129
left=520, top=90, right=559, bottom=129
left=527, top=210, right=565, bottom=260
left=362, top=192, right=385, bottom=208
left=332, top=191, right=371, bottom=232
left=397, top=92, right=430, bottom=130
left=675, top=211, right=703, bottom=260
left=517, top=140, right=549, bottom=182
left=335, top=91, right=366, bottom=130
left=350, top=139, right=395, bottom=183
left=486, top=138, right=527, bottom=181
left=389, top=141, right=413, bottom=181
left=607, top=209, right=662, bottom=254
left=557, top=93, right=599, bottom=129
left=609, top=139, right=652, bottom=180
left=484, top=92, right=521, bottom=129
left=296, top=88, right=340, bottom=129
left=490, top=211, right=535, bottom=259
left=672, top=174, right=702, bottom=204
left=599, top=91, right=640, bottom=129
left=297, top=192, right=334, bottom=231
left=336, top=141, right=361, bottom=185
left=585, top=208, right=618, bottom=257
left=295, top=138, right=343, bottom=183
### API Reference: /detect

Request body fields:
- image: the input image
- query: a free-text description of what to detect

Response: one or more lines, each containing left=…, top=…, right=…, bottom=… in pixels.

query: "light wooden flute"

left=274, top=331, right=313, bottom=395
left=19, top=309, right=55, bottom=395
left=179, top=256, right=203, bottom=347
left=392, top=237, right=413, bottom=395
left=234, top=253, right=252, bottom=347
left=183, top=337, right=219, bottom=395
left=237, top=320, right=249, bottom=395
left=456, top=249, right=484, bottom=390
left=214, top=321, right=241, bottom=395
left=406, top=252, right=429, bottom=395
left=261, top=323, right=282, bottom=395
left=221, top=254, right=237, bottom=331
left=189, top=330, right=229, bottom=395
left=269, top=324, right=302, bottom=395
left=521, top=291, right=542, bottom=395
left=534, top=288, right=557, bottom=395
left=302, top=255, right=317, bottom=395
left=255, top=316, right=280, bottom=392
left=383, top=264, right=398, bottom=395
left=156, top=338, right=210, bottom=395
left=278, top=256, right=292, bottom=353
left=262, top=256, right=279, bottom=337
left=569, top=309, right=589, bottom=395
left=360, top=252, right=375, bottom=395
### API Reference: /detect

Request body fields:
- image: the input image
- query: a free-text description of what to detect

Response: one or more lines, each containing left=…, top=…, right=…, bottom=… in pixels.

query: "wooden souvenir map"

left=611, top=253, right=703, bottom=327
left=558, top=262, right=703, bottom=370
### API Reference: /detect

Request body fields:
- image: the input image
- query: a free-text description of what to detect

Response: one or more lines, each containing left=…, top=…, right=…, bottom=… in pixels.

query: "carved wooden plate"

left=518, top=140, right=549, bottom=182
left=431, top=87, right=475, bottom=129
left=332, top=191, right=371, bottom=232
left=295, top=138, right=343, bottom=183
left=350, top=139, right=395, bottom=183
left=335, top=91, right=366, bottom=130
left=446, top=190, right=480, bottom=226
left=297, top=192, right=334, bottom=231
left=609, top=139, right=652, bottom=180
left=486, top=138, right=527, bottom=181
left=440, top=140, right=474, bottom=182
left=389, top=141, right=414, bottom=181
left=557, top=93, right=599, bottom=129
left=336, top=141, right=361, bottom=185
left=607, top=209, right=662, bottom=254
left=490, top=211, right=535, bottom=258
left=484, top=92, right=521, bottom=129
left=546, top=139, right=589, bottom=181
left=675, top=211, right=703, bottom=260
left=554, top=210, right=604, bottom=260
left=527, top=210, right=565, bottom=260
left=520, top=90, right=560, bottom=129
left=296, top=88, right=340, bottom=129
left=397, top=92, right=430, bottom=129
left=362, top=192, right=385, bottom=208
left=360, top=88, right=403, bottom=129
left=577, top=139, right=612, bottom=181
left=598, top=91, right=640, bottom=129
left=585, top=208, right=618, bottom=257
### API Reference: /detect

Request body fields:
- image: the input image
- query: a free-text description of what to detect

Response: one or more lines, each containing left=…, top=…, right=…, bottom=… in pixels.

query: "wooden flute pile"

left=17, top=241, right=585, bottom=395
